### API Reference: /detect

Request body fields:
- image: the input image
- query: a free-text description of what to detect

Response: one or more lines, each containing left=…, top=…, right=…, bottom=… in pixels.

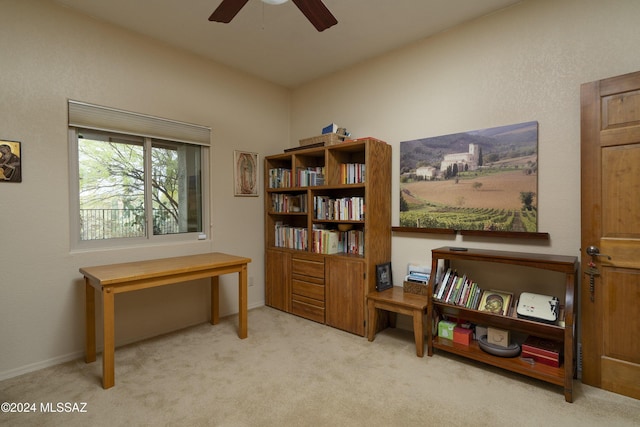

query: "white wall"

left=291, top=0, right=640, bottom=281
left=0, top=0, right=289, bottom=379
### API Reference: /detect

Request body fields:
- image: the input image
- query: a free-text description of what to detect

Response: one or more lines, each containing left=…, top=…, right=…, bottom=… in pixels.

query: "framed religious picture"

left=0, top=140, right=22, bottom=183
left=478, top=289, right=513, bottom=316
left=234, top=150, right=258, bottom=197
left=376, top=262, right=393, bottom=291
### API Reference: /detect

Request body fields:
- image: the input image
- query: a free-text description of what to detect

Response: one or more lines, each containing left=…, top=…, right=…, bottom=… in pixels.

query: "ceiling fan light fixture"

left=262, top=0, right=288, bottom=5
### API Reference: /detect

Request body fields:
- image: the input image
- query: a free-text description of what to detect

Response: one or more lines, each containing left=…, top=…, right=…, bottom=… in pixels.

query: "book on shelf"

left=340, top=163, right=365, bottom=184
left=268, top=168, right=291, bottom=189
left=445, top=276, right=462, bottom=304
left=405, top=263, right=430, bottom=284
left=521, top=336, right=562, bottom=367
left=311, top=225, right=364, bottom=255
left=435, top=268, right=454, bottom=301
left=433, top=268, right=486, bottom=310
left=406, top=273, right=429, bottom=284
left=297, top=166, right=325, bottom=187
left=458, top=279, right=471, bottom=307
left=271, top=193, right=307, bottom=213
left=313, top=195, right=364, bottom=221
left=274, top=222, right=308, bottom=251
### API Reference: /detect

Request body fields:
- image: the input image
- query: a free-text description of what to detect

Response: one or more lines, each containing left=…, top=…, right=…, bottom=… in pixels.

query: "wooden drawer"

left=292, top=295, right=325, bottom=323
left=292, top=256, right=324, bottom=279
left=292, top=275, right=324, bottom=301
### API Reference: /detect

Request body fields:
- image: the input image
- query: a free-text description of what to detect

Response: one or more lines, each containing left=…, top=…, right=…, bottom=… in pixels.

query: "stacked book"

left=405, top=264, right=430, bottom=284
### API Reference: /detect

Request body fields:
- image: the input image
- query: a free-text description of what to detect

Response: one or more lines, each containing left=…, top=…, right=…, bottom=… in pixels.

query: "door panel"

left=581, top=71, right=640, bottom=400
left=265, top=249, right=291, bottom=312
left=601, top=145, right=640, bottom=237
left=325, top=257, right=365, bottom=336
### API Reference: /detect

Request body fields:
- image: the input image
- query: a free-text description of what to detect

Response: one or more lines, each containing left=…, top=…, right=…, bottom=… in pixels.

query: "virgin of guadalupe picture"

left=234, top=151, right=258, bottom=196
left=0, top=140, right=22, bottom=183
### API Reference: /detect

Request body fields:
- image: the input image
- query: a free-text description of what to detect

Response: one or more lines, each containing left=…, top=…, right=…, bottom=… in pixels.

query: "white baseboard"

left=0, top=302, right=265, bottom=382
left=0, top=351, right=84, bottom=382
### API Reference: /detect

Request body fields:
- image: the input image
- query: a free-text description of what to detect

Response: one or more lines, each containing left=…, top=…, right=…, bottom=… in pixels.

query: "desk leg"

left=412, top=309, right=425, bottom=358
left=102, top=287, right=115, bottom=389
left=238, top=264, right=248, bottom=339
left=367, top=299, right=377, bottom=342
left=210, top=276, right=219, bottom=325
left=85, top=278, right=96, bottom=363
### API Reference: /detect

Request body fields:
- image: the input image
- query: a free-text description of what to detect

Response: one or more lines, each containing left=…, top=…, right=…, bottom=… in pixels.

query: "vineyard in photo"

left=399, top=122, right=538, bottom=232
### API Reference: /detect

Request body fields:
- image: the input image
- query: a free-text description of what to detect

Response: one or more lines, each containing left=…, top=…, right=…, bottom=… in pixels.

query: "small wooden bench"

left=367, top=286, right=429, bottom=357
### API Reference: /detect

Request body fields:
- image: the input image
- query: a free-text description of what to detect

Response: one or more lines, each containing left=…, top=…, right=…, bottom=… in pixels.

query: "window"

left=68, top=101, right=210, bottom=248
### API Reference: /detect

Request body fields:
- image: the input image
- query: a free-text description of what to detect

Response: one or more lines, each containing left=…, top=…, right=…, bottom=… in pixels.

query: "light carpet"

left=1, top=306, right=639, bottom=426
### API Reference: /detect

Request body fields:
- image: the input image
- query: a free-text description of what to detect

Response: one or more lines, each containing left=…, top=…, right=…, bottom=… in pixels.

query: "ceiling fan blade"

left=291, top=0, right=338, bottom=32
left=209, top=0, right=250, bottom=23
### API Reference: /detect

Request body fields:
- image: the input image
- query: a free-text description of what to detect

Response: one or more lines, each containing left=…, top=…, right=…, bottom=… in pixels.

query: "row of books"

left=274, top=223, right=308, bottom=251
left=311, top=227, right=364, bottom=255
left=271, top=193, right=307, bottom=213
left=268, top=163, right=363, bottom=188
left=268, top=168, right=291, bottom=189
left=340, top=163, right=365, bottom=184
left=314, top=196, right=364, bottom=221
left=297, top=167, right=325, bottom=187
left=433, top=268, right=513, bottom=316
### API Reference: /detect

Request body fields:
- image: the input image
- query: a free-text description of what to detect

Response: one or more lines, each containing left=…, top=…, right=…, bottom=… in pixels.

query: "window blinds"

left=68, top=100, right=211, bottom=146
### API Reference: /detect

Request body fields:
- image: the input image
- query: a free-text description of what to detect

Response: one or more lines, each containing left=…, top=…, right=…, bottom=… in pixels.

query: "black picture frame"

left=376, top=262, right=393, bottom=291
left=0, top=139, right=21, bottom=183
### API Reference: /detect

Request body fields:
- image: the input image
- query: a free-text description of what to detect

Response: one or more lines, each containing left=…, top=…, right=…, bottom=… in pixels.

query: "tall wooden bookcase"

left=264, top=138, right=391, bottom=336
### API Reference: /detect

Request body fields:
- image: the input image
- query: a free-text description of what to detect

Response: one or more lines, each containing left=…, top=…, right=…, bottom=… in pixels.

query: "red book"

left=522, top=336, right=562, bottom=367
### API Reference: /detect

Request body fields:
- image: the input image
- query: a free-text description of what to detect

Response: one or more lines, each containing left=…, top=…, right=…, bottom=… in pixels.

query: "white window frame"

left=68, top=100, right=210, bottom=250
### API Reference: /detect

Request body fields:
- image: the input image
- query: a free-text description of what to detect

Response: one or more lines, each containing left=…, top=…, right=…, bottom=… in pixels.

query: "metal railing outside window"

left=79, top=209, right=180, bottom=240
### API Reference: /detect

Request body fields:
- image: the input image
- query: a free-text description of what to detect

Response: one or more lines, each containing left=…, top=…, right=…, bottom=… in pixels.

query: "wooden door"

left=326, top=257, right=365, bottom=336
left=580, top=70, right=640, bottom=400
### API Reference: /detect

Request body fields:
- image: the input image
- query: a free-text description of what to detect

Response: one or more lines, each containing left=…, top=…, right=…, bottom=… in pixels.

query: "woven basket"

left=403, top=281, right=429, bottom=296
left=299, top=133, right=344, bottom=147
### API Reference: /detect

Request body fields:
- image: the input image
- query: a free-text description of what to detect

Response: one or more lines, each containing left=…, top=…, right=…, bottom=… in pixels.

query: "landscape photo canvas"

left=399, top=121, right=538, bottom=232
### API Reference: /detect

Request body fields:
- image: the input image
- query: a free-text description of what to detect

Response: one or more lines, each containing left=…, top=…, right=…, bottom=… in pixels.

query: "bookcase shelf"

left=426, top=246, right=578, bottom=402
left=432, top=337, right=566, bottom=385
left=265, top=138, right=391, bottom=336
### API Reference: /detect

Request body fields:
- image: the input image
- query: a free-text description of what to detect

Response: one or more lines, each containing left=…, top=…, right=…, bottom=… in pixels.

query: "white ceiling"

left=52, top=0, right=522, bottom=88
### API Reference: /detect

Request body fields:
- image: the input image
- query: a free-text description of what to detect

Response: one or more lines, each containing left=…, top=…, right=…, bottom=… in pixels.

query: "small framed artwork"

left=0, top=140, right=22, bottom=183
left=234, top=150, right=258, bottom=197
left=376, top=262, right=393, bottom=291
left=478, top=289, right=513, bottom=316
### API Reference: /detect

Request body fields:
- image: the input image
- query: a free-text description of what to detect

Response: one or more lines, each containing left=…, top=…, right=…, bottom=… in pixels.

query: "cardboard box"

left=438, top=320, right=456, bottom=340
left=522, top=336, right=562, bottom=367
left=453, top=326, right=473, bottom=345
left=487, top=326, right=510, bottom=348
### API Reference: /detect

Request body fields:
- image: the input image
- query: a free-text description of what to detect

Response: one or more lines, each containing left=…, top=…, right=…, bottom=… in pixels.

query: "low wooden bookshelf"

left=426, top=247, right=578, bottom=402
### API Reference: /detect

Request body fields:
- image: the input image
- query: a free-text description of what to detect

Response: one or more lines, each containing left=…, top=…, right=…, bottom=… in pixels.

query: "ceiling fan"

left=209, top=0, right=338, bottom=32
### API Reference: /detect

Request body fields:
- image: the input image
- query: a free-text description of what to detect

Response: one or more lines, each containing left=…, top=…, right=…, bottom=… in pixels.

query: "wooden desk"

left=80, top=252, right=251, bottom=389
left=367, top=287, right=429, bottom=357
